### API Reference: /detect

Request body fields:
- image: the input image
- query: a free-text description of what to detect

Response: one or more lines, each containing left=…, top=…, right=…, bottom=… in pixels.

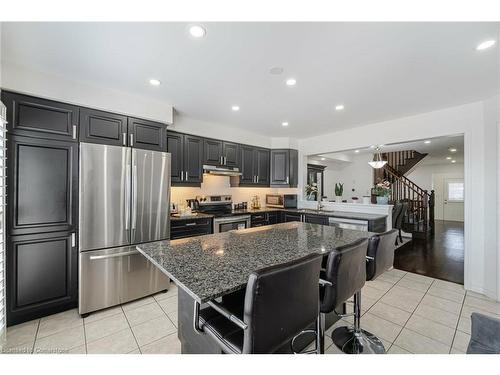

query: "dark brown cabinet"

left=80, top=108, right=167, bottom=151
left=2, top=91, right=79, bottom=142
left=6, top=231, right=77, bottom=325
left=203, top=138, right=239, bottom=167
left=167, top=131, right=203, bottom=186
left=284, top=212, right=302, bottom=222
left=7, top=135, right=78, bottom=236
left=234, top=145, right=270, bottom=186
left=304, top=214, right=328, bottom=225
left=270, top=149, right=298, bottom=187
left=128, top=117, right=167, bottom=151
left=170, top=217, right=213, bottom=240
left=79, top=108, right=128, bottom=146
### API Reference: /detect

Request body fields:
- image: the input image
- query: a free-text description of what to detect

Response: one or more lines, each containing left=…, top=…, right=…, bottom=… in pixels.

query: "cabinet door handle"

left=71, top=233, right=76, bottom=247
left=123, top=133, right=127, bottom=146
left=72, top=125, right=77, bottom=139
left=286, top=176, right=289, bottom=184
left=185, top=171, right=189, bottom=181
left=181, top=171, right=184, bottom=181
left=224, top=156, right=227, bottom=165
left=185, top=222, right=197, bottom=227
left=256, top=175, right=259, bottom=183
left=130, top=133, right=134, bottom=146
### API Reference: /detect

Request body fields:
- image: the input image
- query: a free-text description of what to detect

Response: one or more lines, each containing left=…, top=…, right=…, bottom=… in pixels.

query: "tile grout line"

left=82, top=318, right=88, bottom=354
left=31, top=319, right=41, bottom=354
left=449, top=290, right=467, bottom=353
left=120, top=305, right=143, bottom=354
left=387, top=277, right=435, bottom=353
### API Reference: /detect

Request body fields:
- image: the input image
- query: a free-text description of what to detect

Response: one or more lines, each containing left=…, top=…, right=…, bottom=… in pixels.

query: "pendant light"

left=368, top=146, right=387, bottom=169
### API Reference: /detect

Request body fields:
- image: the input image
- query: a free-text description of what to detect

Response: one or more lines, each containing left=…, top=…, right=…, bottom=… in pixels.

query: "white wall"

left=171, top=174, right=298, bottom=209
left=310, top=154, right=374, bottom=201
left=1, top=62, right=174, bottom=124
left=299, top=99, right=500, bottom=300
left=170, top=114, right=272, bottom=148
left=406, top=163, right=464, bottom=193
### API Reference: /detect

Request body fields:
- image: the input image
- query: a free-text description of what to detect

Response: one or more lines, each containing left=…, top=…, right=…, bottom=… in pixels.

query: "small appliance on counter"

left=170, top=202, right=179, bottom=214
left=186, top=198, right=200, bottom=211
left=266, top=194, right=298, bottom=208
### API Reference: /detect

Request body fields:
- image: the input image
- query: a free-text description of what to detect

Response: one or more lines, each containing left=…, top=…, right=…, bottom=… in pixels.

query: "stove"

left=196, top=195, right=251, bottom=233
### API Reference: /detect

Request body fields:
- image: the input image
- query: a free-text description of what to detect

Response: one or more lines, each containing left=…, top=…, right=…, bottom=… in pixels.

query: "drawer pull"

left=89, top=250, right=139, bottom=260
left=185, top=222, right=197, bottom=226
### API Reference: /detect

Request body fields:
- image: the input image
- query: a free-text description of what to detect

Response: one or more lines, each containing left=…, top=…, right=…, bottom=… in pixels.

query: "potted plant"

left=305, top=182, right=318, bottom=201
left=374, top=180, right=391, bottom=204
left=334, top=182, right=344, bottom=203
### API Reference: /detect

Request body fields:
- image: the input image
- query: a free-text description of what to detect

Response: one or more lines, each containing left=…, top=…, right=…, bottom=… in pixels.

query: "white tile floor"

left=2, top=269, right=500, bottom=354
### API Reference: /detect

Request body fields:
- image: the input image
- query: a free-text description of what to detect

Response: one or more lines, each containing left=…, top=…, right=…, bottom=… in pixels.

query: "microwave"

left=266, top=194, right=298, bottom=208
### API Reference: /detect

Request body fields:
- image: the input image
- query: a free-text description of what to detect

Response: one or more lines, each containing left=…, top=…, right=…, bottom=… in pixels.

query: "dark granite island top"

left=137, top=222, right=374, bottom=303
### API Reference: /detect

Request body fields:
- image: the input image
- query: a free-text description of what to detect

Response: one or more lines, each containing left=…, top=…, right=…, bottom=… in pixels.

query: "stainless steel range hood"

left=203, top=164, right=242, bottom=177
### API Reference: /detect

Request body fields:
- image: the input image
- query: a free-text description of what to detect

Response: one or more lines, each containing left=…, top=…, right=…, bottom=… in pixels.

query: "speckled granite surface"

left=170, top=212, right=214, bottom=221
left=137, top=222, right=373, bottom=303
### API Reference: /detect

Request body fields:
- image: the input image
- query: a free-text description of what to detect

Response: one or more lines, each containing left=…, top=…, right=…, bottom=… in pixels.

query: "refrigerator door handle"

left=125, top=165, right=131, bottom=230
left=131, top=164, right=138, bottom=231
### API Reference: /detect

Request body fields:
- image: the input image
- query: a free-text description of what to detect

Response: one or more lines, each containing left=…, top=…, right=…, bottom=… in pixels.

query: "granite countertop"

left=170, top=212, right=214, bottom=221
left=137, top=222, right=373, bottom=303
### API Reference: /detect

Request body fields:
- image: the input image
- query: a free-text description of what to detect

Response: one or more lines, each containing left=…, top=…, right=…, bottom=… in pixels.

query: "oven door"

left=213, top=215, right=251, bottom=233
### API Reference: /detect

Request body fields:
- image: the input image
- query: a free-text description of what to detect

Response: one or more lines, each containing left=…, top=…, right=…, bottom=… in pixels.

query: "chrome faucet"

left=317, top=200, right=324, bottom=211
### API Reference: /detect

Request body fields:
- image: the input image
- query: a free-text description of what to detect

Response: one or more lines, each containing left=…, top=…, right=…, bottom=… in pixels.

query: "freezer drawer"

left=79, top=246, right=170, bottom=315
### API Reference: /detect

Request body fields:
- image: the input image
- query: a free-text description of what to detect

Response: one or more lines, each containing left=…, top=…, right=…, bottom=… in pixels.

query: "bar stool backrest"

left=242, top=253, right=323, bottom=354
left=366, top=229, right=398, bottom=281
left=320, top=238, right=368, bottom=313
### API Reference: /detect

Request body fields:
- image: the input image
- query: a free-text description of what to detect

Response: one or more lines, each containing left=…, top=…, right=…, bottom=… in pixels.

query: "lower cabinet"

left=170, top=217, right=213, bottom=240
left=283, top=212, right=303, bottom=222
left=6, top=231, right=78, bottom=326
left=304, top=214, right=329, bottom=225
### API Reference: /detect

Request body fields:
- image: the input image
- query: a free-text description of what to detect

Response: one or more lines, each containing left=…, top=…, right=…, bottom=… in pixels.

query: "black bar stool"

left=317, top=238, right=369, bottom=354
left=331, top=229, right=398, bottom=354
left=193, top=253, right=323, bottom=354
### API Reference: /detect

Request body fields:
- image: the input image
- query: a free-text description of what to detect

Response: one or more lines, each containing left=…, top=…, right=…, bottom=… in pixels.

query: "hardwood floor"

left=394, top=220, right=464, bottom=284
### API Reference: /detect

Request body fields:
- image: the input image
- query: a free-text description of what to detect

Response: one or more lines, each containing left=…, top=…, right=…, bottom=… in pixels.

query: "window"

left=0, top=99, right=5, bottom=344
left=447, top=182, right=464, bottom=202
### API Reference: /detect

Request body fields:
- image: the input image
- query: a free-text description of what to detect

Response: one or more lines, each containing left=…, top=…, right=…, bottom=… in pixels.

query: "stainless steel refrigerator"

left=78, top=143, right=170, bottom=315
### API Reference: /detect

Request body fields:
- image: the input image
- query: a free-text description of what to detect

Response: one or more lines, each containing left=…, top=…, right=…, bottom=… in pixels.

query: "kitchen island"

left=137, top=222, right=374, bottom=353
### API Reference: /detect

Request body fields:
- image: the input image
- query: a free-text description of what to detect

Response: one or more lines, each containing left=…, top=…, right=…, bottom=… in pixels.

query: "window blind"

left=0, top=99, right=6, bottom=345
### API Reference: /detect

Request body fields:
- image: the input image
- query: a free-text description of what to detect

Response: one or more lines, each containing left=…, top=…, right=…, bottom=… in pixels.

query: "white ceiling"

left=1, top=22, right=499, bottom=138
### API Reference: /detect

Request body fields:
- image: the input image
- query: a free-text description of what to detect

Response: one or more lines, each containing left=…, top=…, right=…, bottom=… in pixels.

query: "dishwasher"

left=328, top=217, right=369, bottom=231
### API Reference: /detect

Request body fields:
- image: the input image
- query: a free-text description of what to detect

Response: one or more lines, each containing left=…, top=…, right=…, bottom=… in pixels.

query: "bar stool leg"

left=318, top=313, right=325, bottom=354
left=331, top=291, right=386, bottom=354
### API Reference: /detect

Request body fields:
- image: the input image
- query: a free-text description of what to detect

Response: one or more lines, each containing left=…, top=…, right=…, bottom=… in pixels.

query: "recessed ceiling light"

left=449, top=148, right=457, bottom=153
left=149, top=79, right=161, bottom=86
left=269, top=67, right=284, bottom=75
left=281, top=122, right=289, bottom=127
left=370, top=145, right=376, bottom=149
left=424, top=140, right=431, bottom=144
left=335, top=104, right=345, bottom=111
left=476, top=40, right=496, bottom=51
left=320, top=157, right=326, bottom=161
left=446, top=157, right=452, bottom=160
left=189, top=25, right=206, bottom=38
left=451, top=160, right=457, bottom=163
left=355, top=150, right=360, bottom=153
left=285, top=78, right=296, bottom=86
left=231, top=105, right=240, bottom=111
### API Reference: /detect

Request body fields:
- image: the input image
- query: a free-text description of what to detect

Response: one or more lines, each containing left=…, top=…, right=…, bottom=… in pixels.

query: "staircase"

left=373, top=150, right=435, bottom=238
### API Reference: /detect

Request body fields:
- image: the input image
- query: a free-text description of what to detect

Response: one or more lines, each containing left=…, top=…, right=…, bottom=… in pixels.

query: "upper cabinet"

left=80, top=108, right=167, bottom=151
left=80, top=108, right=128, bottom=146
left=2, top=91, right=79, bottom=142
left=127, top=117, right=167, bottom=151
left=203, top=138, right=240, bottom=167
left=233, top=145, right=270, bottom=186
left=167, top=131, right=203, bottom=186
left=270, top=149, right=298, bottom=188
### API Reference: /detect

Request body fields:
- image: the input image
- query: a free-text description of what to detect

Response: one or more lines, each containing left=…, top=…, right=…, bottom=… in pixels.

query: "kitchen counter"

left=228, top=207, right=387, bottom=221
left=137, top=221, right=373, bottom=303
left=170, top=212, right=214, bottom=221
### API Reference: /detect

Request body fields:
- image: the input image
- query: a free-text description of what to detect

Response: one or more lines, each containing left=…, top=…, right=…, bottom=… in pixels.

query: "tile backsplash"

left=171, top=174, right=298, bottom=208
